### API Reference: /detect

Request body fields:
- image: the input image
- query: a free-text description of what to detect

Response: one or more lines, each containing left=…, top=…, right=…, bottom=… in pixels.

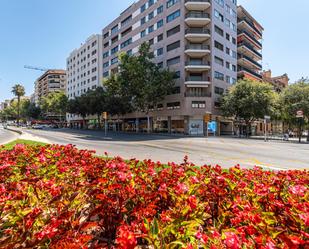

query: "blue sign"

left=208, top=121, right=217, bottom=133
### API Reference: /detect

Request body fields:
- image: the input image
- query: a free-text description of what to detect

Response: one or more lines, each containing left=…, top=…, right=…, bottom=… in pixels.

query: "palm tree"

left=11, top=84, right=25, bottom=126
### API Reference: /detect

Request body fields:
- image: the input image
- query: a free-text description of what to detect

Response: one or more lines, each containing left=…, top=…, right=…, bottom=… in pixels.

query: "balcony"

left=185, top=76, right=211, bottom=88
left=185, top=12, right=211, bottom=27
left=238, top=18, right=262, bottom=38
left=185, top=28, right=210, bottom=42
left=238, top=55, right=262, bottom=70
left=238, top=30, right=262, bottom=49
left=185, top=61, right=211, bottom=72
left=238, top=66, right=262, bottom=81
left=185, top=44, right=210, bottom=57
left=238, top=41, right=262, bottom=60
left=185, top=91, right=212, bottom=97
left=185, top=0, right=211, bottom=11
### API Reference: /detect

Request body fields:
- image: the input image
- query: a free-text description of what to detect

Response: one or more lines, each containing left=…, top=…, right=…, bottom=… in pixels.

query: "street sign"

left=296, top=110, right=304, bottom=118
left=204, top=113, right=212, bottom=123
left=264, top=115, right=271, bottom=120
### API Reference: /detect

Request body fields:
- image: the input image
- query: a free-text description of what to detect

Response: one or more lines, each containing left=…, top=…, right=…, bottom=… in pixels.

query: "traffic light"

left=204, top=113, right=212, bottom=123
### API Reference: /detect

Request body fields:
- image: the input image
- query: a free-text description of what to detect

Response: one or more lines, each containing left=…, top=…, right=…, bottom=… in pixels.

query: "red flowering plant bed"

left=0, top=144, right=308, bottom=249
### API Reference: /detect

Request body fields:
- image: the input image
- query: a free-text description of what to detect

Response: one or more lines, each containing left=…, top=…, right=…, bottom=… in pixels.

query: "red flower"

left=224, top=232, right=240, bottom=249
left=289, top=185, right=307, bottom=197
left=187, top=195, right=197, bottom=210
left=115, top=225, right=137, bottom=249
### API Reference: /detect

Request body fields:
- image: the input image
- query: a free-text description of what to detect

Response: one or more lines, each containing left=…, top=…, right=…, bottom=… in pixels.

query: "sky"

left=0, top=0, right=308, bottom=102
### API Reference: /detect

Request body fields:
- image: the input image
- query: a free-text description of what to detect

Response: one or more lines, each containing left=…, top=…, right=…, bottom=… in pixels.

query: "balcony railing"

left=238, top=66, right=262, bottom=79
left=238, top=55, right=262, bottom=69
left=185, top=0, right=210, bottom=3
left=185, top=12, right=210, bottom=19
left=238, top=41, right=262, bottom=58
left=185, top=28, right=210, bottom=35
left=185, top=61, right=211, bottom=66
left=185, top=76, right=211, bottom=81
left=185, top=44, right=210, bottom=50
left=238, top=29, right=262, bottom=48
left=185, top=92, right=212, bottom=97
left=238, top=17, right=262, bottom=37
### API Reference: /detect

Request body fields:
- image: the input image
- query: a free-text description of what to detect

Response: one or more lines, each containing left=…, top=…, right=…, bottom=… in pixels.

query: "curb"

left=4, top=127, right=23, bottom=135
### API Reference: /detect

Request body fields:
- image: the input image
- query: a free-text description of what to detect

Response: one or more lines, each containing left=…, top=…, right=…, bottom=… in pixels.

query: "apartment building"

left=66, top=34, right=103, bottom=124
left=102, top=0, right=238, bottom=135
left=237, top=5, right=263, bottom=81
left=262, top=70, right=289, bottom=92
left=34, top=69, right=67, bottom=105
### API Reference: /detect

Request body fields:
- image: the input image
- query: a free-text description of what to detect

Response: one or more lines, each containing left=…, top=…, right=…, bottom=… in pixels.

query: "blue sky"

left=0, top=0, right=308, bottom=102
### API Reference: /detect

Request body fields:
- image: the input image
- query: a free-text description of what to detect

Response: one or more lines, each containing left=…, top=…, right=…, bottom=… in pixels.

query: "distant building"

left=262, top=70, right=289, bottom=92
left=237, top=5, right=263, bottom=81
left=0, top=100, right=11, bottom=111
left=34, top=70, right=67, bottom=105
left=66, top=34, right=103, bottom=125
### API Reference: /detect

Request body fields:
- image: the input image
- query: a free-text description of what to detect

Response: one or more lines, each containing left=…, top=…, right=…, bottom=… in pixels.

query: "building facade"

left=262, top=70, right=289, bottom=92
left=66, top=34, right=103, bottom=123
left=101, top=0, right=238, bottom=135
left=237, top=5, right=263, bottom=81
left=34, top=69, right=67, bottom=105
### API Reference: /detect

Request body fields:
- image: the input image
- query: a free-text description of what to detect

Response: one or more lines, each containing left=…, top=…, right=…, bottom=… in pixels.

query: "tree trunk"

left=97, top=114, right=101, bottom=129
left=147, top=115, right=150, bottom=133
left=17, top=96, right=20, bottom=126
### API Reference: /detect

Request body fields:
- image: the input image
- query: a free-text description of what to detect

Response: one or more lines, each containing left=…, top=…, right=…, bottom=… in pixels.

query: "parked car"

left=32, top=124, right=44, bottom=129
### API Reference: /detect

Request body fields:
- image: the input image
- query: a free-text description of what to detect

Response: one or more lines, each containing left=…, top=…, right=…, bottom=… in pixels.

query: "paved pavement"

left=0, top=127, right=19, bottom=145
left=20, top=128, right=309, bottom=170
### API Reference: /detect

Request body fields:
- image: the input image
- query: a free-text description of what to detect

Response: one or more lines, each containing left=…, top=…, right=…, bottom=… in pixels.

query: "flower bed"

left=0, top=144, right=308, bottom=248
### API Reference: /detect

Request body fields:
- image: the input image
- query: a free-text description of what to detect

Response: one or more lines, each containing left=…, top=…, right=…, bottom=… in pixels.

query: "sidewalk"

left=5, top=127, right=51, bottom=144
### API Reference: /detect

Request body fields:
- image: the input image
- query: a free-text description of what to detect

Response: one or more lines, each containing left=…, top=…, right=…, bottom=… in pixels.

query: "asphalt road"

left=0, top=127, right=19, bottom=145
left=21, top=128, right=309, bottom=170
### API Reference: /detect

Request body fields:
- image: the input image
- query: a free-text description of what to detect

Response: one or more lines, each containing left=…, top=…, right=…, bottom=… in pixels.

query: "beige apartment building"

left=237, top=5, right=263, bottom=81
left=101, top=0, right=238, bottom=135
left=34, top=69, right=67, bottom=105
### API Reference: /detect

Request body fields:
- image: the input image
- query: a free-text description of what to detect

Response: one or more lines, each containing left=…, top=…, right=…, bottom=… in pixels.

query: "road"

left=0, top=127, right=19, bottom=145
left=21, top=128, right=309, bottom=170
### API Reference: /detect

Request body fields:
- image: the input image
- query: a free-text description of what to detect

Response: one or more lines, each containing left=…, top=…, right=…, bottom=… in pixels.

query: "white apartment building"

left=66, top=34, right=103, bottom=122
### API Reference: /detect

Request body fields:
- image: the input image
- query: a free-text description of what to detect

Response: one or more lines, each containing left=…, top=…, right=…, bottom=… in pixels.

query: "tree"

left=11, top=84, right=25, bottom=125
left=279, top=81, right=309, bottom=142
left=104, top=42, right=175, bottom=132
left=40, top=91, right=68, bottom=122
left=21, top=100, right=41, bottom=120
left=86, top=87, right=106, bottom=129
left=67, top=95, right=90, bottom=129
left=221, top=79, right=277, bottom=136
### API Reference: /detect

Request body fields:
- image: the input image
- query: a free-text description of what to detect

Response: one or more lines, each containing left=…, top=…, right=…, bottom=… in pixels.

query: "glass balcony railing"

left=185, top=12, right=210, bottom=19
left=238, top=66, right=262, bottom=79
left=238, top=17, right=262, bottom=37
left=185, top=61, right=211, bottom=66
left=185, top=44, right=210, bottom=50
left=185, top=0, right=210, bottom=3
left=238, top=29, right=262, bottom=48
left=238, top=55, right=262, bottom=69
left=185, top=28, right=210, bottom=35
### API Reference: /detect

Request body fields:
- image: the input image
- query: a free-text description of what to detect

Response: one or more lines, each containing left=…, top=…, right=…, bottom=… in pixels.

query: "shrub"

left=0, top=144, right=308, bottom=248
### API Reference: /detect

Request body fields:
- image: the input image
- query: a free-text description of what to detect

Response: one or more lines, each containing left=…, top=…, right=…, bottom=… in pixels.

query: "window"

left=103, top=62, right=109, bottom=68
left=157, top=5, right=163, bottom=14
left=232, top=0, right=237, bottom=4
left=103, top=52, right=109, bottom=58
left=226, top=75, right=231, bottom=84
left=226, top=61, right=231, bottom=69
left=214, top=71, right=224, bottom=81
left=167, top=56, right=180, bottom=66
left=167, top=41, right=180, bottom=52
left=157, top=62, right=163, bottom=68
left=127, top=49, right=133, bottom=56
left=104, top=42, right=109, bottom=48
left=92, top=76, right=97, bottom=82
left=214, top=41, right=224, bottom=51
left=148, top=0, right=154, bottom=7
left=121, top=15, right=132, bottom=27
left=226, top=33, right=230, bottom=41
left=141, top=30, right=146, bottom=38
left=141, top=17, right=146, bottom=25
left=215, top=0, right=224, bottom=7
left=157, top=19, right=163, bottom=28
left=167, top=10, right=180, bottom=23
left=174, top=71, right=180, bottom=79
left=232, top=37, right=236, bottom=45
left=157, top=48, right=163, bottom=56
left=141, top=4, right=146, bottom=12
left=226, top=47, right=230, bottom=55
left=157, top=103, right=164, bottom=110
left=121, top=27, right=132, bottom=37
left=111, top=36, right=118, bottom=44
left=120, top=38, right=132, bottom=48
left=167, top=102, right=180, bottom=109
left=214, top=10, right=224, bottom=22
left=232, top=64, right=236, bottom=72
left=157, top=33, right=163, bottom=42
left=215, top=87, right=224, bottom=95
left=148, top=25, right=154, bottom=33
left=225, top=18, right=231, bottom=28
left=111, top=57, right=118, bottom=65
left=111, top=25, right=118, bottom=34
left=103, top=32, right=109, bottom=39
left=215, top=56, right=224, bottom=66
left=167, top=25, right=180, bottom=37
left=192, top=101, right=206, bottom=109
left=111, top=46, right=119, bottom=55
left=149, top=38, right=154, bottom=45
left=232, top=50, right=237, bottom=59
left=214, top=25, right=223, bottom=36
left=148, top=11, right=154, bottom=20
left=167, top=0, right=179, bottom=8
